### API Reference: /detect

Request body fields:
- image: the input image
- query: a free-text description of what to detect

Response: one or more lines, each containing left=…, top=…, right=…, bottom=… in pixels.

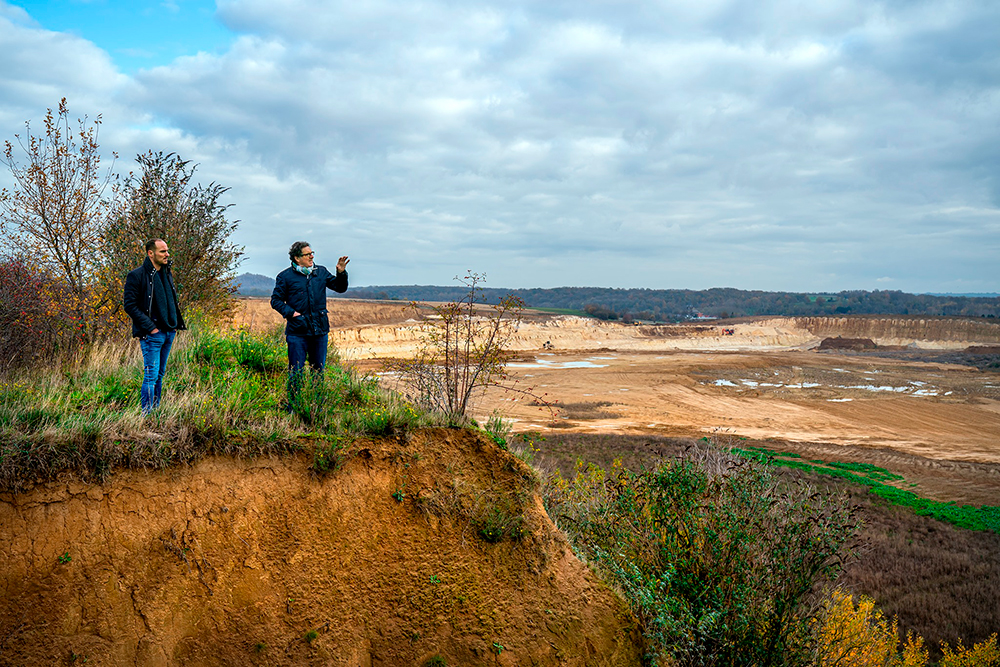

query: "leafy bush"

left=813, top=590, right=922, bottom=667
left=941, top=635, right=1000, bottom=667
left=545, top=449, right=859, bottom=666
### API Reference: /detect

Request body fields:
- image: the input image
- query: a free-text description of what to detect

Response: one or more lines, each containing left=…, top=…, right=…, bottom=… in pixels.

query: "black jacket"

left=123, top=257, right=187, bottom=338
left=270, top=264, right=348, bottom=336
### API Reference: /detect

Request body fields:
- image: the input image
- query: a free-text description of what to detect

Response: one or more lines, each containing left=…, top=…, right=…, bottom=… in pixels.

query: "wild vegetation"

left=0, top=323, right=435, bottom=493
left=543, top=446, right=859, bottom=666
left=732, top=444, right=1000, bottom=534
left=382, top=272, right=544, bottom=423
left=814, top=591, right=999, bottom=667
left=1, top=99, right=120, bottom=345
left=531, top=431, right=1000, bottom=665
left=103, top=150, right=243, bottom=320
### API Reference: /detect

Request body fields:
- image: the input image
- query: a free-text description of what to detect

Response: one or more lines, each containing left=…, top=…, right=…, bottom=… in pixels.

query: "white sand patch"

left=846, top=385, right=910, bottom=392
left=509, top=357, right=610, bottom=369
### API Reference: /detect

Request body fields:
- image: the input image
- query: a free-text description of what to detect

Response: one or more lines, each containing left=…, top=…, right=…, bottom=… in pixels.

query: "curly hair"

left=288, top=241, right=311, bottom=262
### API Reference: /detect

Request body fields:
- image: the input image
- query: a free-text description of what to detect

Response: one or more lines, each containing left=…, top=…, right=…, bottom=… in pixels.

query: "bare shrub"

left=384, top=272, right=530, bottom=422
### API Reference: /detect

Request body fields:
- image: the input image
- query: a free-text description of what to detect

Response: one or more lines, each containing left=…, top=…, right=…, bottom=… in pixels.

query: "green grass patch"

left=731, top=445, right=1000, bottom=534
left=0, top=324, right=440, bottom=491
left=527, top=306, right=589, bottom=317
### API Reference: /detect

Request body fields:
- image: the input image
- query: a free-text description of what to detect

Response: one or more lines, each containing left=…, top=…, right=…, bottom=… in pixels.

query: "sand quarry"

left=2, top=300, right=997, bottom=665
left=239, top=298, right=1000, bottom=507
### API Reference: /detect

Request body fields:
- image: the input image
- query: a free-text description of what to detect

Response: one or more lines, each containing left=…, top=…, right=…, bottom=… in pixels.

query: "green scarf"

left=293, top=263, right=313, bottom=276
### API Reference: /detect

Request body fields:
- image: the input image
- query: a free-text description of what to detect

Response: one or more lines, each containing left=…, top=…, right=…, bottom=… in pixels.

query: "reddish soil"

left=0, top=430, right=641, bottom=666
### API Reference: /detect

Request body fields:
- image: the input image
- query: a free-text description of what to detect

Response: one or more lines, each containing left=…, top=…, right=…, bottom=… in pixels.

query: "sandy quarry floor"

left=235, top=298, right=1000, bottom=505
left=482, top=350, right=1000, bottom=462
left=466, top=349, right=1000, bottom=506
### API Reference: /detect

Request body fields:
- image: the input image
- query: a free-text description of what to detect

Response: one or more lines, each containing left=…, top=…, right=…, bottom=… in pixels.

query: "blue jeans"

left=286, top=334, right=327, bottom=403
left=139, top=330, right=176, bottom=414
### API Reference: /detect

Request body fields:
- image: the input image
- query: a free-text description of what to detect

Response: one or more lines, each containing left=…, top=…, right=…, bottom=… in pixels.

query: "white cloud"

left=0, top=11, right=127, bottom=127
left=1, top=0, right=998, bottom=291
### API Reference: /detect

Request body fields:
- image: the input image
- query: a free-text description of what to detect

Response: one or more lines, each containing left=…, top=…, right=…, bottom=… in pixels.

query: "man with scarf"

left=270, top=241, right=349, bottom=407
left=124, top=238, right=187, bottom=414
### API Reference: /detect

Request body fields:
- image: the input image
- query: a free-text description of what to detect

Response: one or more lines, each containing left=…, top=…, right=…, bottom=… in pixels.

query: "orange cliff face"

left=0, top=428, right=642, bottom=667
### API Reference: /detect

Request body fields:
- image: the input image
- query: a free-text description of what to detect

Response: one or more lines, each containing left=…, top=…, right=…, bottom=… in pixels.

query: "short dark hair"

left=289, top=241, right=311, bottom=262
left=145, top=238, right=164, bottom=253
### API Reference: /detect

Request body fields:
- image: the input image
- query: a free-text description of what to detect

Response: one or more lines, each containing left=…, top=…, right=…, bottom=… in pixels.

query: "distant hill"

left=233, top=272, right=274, bottom=297
left=337, top=285, right=1000, bottom=321
left=235, top=275, right=1000, bottom=319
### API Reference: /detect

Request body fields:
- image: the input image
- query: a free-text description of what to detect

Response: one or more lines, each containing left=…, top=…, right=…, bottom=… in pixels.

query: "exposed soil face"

left=0, top=429, right=641, bottom=666
left=818, top=337, right=877, bottom=350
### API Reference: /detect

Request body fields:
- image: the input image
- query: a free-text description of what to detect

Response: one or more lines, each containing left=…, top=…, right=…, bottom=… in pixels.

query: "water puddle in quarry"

left=699, top=364, right=982, bottom=399
left=508, top=354, right=614, bottom=370
left=707, top=377, right=954, bottom=397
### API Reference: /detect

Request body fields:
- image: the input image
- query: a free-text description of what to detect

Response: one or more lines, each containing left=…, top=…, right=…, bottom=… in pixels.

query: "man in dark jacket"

left=123, top=238, right=187, bottom=414
left=270, top=241, right=349, bottom=403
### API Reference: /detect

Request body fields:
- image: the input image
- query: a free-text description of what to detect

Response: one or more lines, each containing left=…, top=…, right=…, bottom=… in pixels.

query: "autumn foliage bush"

left=814, top=590, right=1000, bottom=667
left=0, top=256, right=75, bottom=368
left=1, top=101, right=241, bottom=370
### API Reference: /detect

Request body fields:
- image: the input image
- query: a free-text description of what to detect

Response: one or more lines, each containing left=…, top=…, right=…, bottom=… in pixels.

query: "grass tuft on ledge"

left=0, top=323, right=439, bottom=492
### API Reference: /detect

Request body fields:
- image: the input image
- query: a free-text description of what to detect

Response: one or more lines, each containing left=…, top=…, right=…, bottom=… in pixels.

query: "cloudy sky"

left=1, top=0, right=998, bottom=293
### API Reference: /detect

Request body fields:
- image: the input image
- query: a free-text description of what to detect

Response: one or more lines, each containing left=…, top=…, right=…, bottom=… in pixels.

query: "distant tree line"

left=328, top=285, right=1000, bottom=320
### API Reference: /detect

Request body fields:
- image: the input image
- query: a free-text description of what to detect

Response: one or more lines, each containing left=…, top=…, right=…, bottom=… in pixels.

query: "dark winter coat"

left=123, top=257, right=187, bottom=338
left=270, top=264, right=349, bottom=336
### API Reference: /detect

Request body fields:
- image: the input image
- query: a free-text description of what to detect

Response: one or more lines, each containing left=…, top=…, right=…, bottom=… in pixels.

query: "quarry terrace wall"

left=784, top=316, right=1000, bottom=348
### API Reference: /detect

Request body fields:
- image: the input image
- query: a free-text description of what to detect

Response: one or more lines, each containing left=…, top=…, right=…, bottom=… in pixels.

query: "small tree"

left=386, top=272, right=526, bottom=421
left=102, top=151, right=243, bottom=321
left=0, top=98, right=118, bottom=342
